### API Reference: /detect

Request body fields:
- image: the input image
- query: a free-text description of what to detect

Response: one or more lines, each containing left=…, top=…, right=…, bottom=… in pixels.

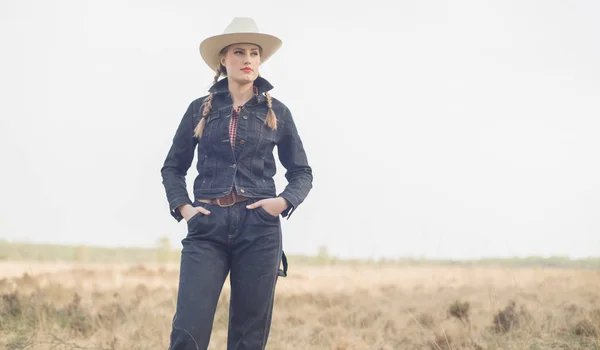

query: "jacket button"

left=239, top=139, right=245, bottom=145
left=240, top=188, right=245, bottom=193
left=242, top=115, right=248, bottom=120
left=231, top=164, right=236, bottom=168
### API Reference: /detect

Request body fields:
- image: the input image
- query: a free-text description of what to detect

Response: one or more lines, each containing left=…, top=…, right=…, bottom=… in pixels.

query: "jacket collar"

left=208, top=76, right=274, bottom=96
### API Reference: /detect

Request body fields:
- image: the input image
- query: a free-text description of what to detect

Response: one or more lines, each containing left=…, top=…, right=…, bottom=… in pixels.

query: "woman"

left=160, top=17, right=313, bottom=350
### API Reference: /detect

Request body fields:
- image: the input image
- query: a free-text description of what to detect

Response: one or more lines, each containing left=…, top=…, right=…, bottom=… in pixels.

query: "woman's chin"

left=230, top=74, right=257, bottom=85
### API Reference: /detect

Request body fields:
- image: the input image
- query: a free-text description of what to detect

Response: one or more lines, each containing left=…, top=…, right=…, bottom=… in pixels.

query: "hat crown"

left=223, top=17, right=260, bottom=34
left=199, top=17, right=281, bottom=72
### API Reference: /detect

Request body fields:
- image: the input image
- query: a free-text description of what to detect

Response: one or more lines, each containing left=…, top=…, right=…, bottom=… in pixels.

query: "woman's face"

left=221, top=43, right=261, bottom=84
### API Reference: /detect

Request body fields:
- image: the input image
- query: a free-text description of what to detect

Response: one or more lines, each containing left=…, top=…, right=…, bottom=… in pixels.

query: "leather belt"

left=196, top=190, right=249, bottom=207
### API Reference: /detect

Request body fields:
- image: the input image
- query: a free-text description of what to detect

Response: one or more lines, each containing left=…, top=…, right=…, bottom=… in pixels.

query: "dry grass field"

left=0, top=261, right=599, bottom=349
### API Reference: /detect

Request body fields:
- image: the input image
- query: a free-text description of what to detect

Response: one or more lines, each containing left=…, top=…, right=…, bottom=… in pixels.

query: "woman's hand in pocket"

left=178, top=204, right=211, bottom=222
left=246, top=197, right=289, bottom=217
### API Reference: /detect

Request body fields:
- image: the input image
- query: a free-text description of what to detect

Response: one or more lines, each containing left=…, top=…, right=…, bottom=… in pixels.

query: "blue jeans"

left=169, top=199, right=285, bottom=350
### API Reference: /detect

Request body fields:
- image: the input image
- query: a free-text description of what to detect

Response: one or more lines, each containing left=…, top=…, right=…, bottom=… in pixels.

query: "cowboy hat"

left=199, top=17, right=282, bottom=72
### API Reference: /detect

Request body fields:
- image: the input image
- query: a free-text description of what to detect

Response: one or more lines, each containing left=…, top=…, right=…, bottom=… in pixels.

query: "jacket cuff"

left=278, top=193, right=299, bottom=220
left=169, top=197, right=193, bottom=222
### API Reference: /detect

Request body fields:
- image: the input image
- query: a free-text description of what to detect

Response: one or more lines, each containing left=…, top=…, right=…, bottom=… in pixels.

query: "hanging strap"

left=277, top=251, right=288, bottom=277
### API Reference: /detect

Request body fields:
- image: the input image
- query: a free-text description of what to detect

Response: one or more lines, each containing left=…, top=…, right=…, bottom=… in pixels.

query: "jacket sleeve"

left=160, top=101, right=199, bottom=222
left=276, top=107, right=313, bottom=219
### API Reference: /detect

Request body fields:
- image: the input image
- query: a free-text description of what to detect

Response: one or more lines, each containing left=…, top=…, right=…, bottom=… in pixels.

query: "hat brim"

left=199, top=33, right=282, bottom=72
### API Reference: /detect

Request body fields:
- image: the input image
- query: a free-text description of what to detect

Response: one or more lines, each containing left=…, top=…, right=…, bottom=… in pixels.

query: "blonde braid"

left=194, top=66, right=223, bottom=138
left=264, top=91, right=277, bottom=130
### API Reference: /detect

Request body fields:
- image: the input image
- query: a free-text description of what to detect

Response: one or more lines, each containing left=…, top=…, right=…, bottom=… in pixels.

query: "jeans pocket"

left=186, top=211, right=204, bottom=225
left=255, top=206, right=279, bottom=224
left=186, top=202, right=209, bottom=227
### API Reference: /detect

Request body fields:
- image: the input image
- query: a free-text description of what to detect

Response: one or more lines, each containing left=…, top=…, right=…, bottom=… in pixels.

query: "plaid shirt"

left=229, top=86, right=259, bottom=149
left=229, top=105, right=242, bottom=149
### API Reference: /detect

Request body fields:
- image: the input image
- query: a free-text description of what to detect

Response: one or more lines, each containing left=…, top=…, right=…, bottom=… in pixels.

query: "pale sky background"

left=1, top=0, right=599, bottom=260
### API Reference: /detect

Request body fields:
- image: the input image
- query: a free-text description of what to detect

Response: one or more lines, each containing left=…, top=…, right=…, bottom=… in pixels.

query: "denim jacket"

left=160, top=76, right=313, bottom=222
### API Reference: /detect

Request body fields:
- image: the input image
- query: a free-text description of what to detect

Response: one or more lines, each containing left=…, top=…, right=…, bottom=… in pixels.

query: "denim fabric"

left=160, top=77, right=313, bottom=222
left=169, top=199, right=283, bottom=350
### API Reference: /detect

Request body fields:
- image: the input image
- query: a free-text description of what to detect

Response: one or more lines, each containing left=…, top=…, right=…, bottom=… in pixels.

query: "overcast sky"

left=1, top=0, right=599, bottom=260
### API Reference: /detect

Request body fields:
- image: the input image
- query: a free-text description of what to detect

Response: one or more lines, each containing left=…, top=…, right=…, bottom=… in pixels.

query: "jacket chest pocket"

left=203, top=109, right=231, bottom=145
left=196, top=109, right=232, bottom=159
left=251, top=111, right=279, bottom=145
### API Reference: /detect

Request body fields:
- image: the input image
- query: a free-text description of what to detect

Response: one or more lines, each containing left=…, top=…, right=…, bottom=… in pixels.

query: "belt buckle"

left=216, top=192, right=237, bottom=207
